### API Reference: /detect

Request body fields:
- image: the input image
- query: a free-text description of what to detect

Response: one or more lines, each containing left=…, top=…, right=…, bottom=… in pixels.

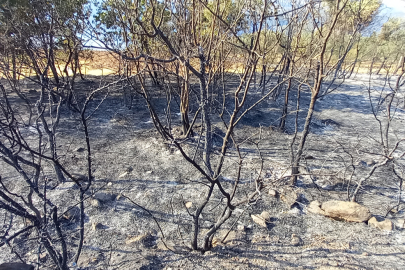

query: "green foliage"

left=379, top=17, right=405, bottom=42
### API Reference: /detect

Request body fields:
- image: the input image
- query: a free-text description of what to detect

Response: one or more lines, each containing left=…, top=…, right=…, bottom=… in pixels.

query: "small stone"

left=107, top=182, right=113, bottom=186
left=145, top=171, right=153, bottom=174
left=75, top=147, right=85, bottom=153
left=94, top=192, right=116, bottom=202
left=39, top=252, right=47, bottom=260
left=260, top=211, right=271, bottom=222
left=362, top=252, right=369, bottom=256
left=251, top=214, right=268, bottom=228
left=185, top=202, right=193, bottom=208
left=268, top=189, right=277, bottom=197
left=92, top=222, right=103, bottom=231
left=368, top=217, right=393, bottom=231
left=119, top=171, right=129, bottom=178
left=90, top=199, right=101, bottom=208
left=291, top=234, right=303, bottom=246
left=204, top=221, right=214, bottom=228
left=237, top=225, right=246, bottom=231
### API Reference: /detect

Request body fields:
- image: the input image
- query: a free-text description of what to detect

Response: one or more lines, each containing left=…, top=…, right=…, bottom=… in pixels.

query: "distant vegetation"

left=0, top=0, right=404, bottom=269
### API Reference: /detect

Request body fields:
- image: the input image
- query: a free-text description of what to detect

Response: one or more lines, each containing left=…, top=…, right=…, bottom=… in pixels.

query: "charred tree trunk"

left=291, top=62, right=321, bottom=185
left=180, top=66, right=193, bottom=136
left=279, top=57, right=292, bottom=130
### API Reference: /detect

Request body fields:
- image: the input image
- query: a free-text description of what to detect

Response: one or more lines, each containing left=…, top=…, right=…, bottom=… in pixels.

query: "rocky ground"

left=1, top=73, right=405, bottom=269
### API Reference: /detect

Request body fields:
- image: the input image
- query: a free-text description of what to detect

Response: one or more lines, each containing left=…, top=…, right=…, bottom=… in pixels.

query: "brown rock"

left=368, top=217, right=393, bottom=231
left=0, top=263, right=34, bottom=270
left=307, top=200, right=325, bottom=215
left=321, top=200, right=371, bottom=222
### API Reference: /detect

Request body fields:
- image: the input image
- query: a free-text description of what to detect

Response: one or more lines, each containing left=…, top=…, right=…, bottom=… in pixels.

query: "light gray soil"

left=1, top=73, right=405, bottom=269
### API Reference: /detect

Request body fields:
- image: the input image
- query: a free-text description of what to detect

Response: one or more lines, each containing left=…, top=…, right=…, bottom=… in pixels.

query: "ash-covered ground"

left=1, top=74, right=405, bottom=269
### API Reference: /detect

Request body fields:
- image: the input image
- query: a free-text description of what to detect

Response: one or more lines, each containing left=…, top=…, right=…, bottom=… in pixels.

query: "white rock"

left=237, top=225, right=246, bottom=231
left=268, top=189, right=277, bottom=197
left=185, top=202, right=193, bottom=208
